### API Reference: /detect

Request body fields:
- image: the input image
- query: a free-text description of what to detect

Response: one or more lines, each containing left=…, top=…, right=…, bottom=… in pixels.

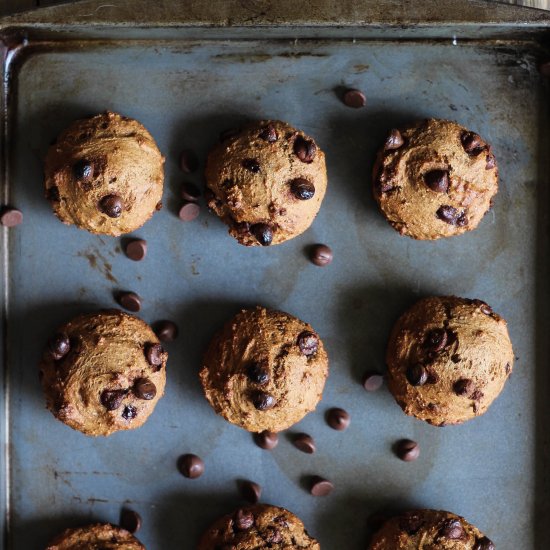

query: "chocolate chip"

left=453, top=378, right=472, bottom=397
left=234, top=509, right=255, bottom=531
left=124, top=239, right=147, bottom=261
left=461, top=132, right=486, bottom=156
left=471, top=389, right=484, bottom=401
left=120, top=509, right=142, bottom=533
left=424, top=170, right=449, bottom=193
left=99, top=194, right=124, bottom=218
left=486, top=154, right=496, bottom=170
left=100, top=389, right=127, bottom=411
left=290, top=178, right=315, bottom=200
left=457, top=213, right=468, bottom=227
left=155, top=201, right=163, bottom=211
left=122, top=405, right=137, bottom=420
left=251, top=223, right=273, bottom=246
left=179, top=149, right=199, bottom=173
left=293, top=433, right=316, bottom=454
left=384, top=129, right=404, bottom=150
left=0, top=207, right=23, bottom=227
left=47, top=333, right=70, bottom=360
left=252, top=391, right=276, bottom=411
left=309, top=476, right=334, bottom=496
left=342, top=88, right=367, bottom=108
left=240, top=480, right=262, bottom=503
left=505, top=362, right=512, bottom=375
left=219, top=127, right=240, bottom=142
left=46, top=186, right=60, bottom=202
left=133, top=378, right=157, bottom=400
left=259, top=124, right=278, bottom=142
left=73, top=159, right=93, bottom=180
left=451, top=354, right=461, bottom=363
left=116, top=291, right=141, bottom=312
left=178, top=453, right=204, bottom=479
left=394, top=439, right=420, bottom=462
left=309, top=244, right=333, bottom=266
left=178, top=201, right=200, bottom=222
left=265, top=527, right=282, bottom=543
left=399, top=513, right=424, bottom=535
left=242, top=158, right=260, bottom=173
left=362, top=371, right=384, bottom=391
left=474, top=536, right=495, bottom=550
left=439, top=519, right=464, bottom=540
left=144, top=343, right=165, bottom=369
left=326, top=408, right=350, bottom=431
left=406, top=364, right=428, bottom=386
left=480, top=303, right=493, bottom=315
left=153, top=320, right=178, bottom=342
left=246, top=362, right=270, bottom=385
left=253, top=430, right=278, bottom=450
left=436, top=205, right=463, bottom=225
left=181, top=181, right=201, bottom=202
left=293, top=136, right=317, bottom=163
left=425, top=329, right=448, bottom=352
left=297, top=331, right=318, bottom=356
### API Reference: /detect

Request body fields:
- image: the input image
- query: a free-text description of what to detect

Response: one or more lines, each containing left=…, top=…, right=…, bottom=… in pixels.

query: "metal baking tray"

left=1, top=1, right=550, bottom=549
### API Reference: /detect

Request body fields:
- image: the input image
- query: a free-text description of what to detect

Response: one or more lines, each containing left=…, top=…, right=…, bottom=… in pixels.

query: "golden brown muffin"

left=368, top=509, right=494, bottom=549
left=45, top=523, right=145, bottom=550
left=40, top=309, right=167, bottom=436
left=373, top=119, right=498, bottom=240
left=386, top=296, right=513, bottom=426
left=200, top=307, right=328, bottom=433
left=205, top=120, right=327, bottom=246
left=198, top=504, right=320, bottom=549
left=44, top=111, right=164, bottom=236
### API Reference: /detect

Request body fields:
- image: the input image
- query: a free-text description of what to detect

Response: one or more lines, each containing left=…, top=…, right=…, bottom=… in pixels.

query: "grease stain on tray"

left=77, top=248, right=118, bottom=284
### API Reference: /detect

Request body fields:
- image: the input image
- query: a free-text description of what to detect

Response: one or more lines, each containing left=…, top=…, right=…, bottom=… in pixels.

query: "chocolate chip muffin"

left=386, top=296, right=513, bottom=426
left=373, top=119, right=498, bottom=240
left=205, top=120, right=327, bottom=246
left=198, top=504, right=320, bottom=549
left=44, top=111, right=164, bottom=236
left=200, top=307, right=328, bottom=432
left=45, top=523, right=145, bottom=549
left=369, top=509, right=494, bottom=549
left=40, top=309, right=167, bottom=436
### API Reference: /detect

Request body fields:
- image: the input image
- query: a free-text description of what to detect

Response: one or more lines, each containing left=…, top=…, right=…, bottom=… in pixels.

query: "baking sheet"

left=1, top=32, right=550, bottom=550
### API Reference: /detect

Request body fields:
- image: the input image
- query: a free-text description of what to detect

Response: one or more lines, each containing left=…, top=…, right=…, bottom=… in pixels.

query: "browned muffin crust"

left=45, top=523, right=145, bottom=550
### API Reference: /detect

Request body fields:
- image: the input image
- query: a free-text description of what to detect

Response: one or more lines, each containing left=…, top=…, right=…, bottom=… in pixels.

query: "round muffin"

left=45, top=523, right=145, bottom=550
left=44, top=111, right=164, bottom=236
left=39, top=309, right=168, bottom=436
left=368, top=509, right=494, bottom=549
left=372, top=118, right=498, bottom=240
left=198, top=504, right=320, bottom=549
left=205, top=120, right=327, bottom=246
left=386, top=296, right=513, bottom=426
left=200, top=307, right=328, bottom=432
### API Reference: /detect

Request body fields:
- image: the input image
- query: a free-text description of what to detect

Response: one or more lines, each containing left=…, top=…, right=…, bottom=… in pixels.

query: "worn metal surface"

left=1, top=16, right=550, bottom=550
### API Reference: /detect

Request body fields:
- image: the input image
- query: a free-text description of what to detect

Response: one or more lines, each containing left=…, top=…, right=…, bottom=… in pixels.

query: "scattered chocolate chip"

left=265, top=527, right=282, bottom=543
left=293, top=136, right=317, bottom=163
left=293, top=433, right=316, bottom=453
left=178, top=453, right=204, bottom=479
left=424, top=170, right=449, bottom=193
left=73, top=159, right=93, bottom=180
left=242, top=158, right=260, bottom=173
left=46, top=186, right=60, bottom=202
left=144, top=343, right=165, bottom=369
left=179, top=149, right=199, bottom=173
left=326, top=408, right=350, bottom=431
left=259, top=124, right=278, bottom=142
left=406, top=364, right=428, bottom=386
left=425, top=329, right=448, bottom=352
left=0, top=207, right=23, bottom=227
left=439, top=519, right=464, bottom=540
left=290, top=178, right=315, bottom=200
left=394, top=439, right=420, bottom=462
left=474, top=536, right=495, bottom=550
left=219, top=127, right=240, bottom=142
left=99, top=194, right=124, bottom=218
left=120, top=509, right=142, bottom=533
left=47, top=333, right=70, bottom=360
left=240, top=480, right=262, bottom=503
left=178, top=201, right=200, bottom=222
left=461, top=132, right=486, bottom=156
left=309, top=476, right=334, bottom=496
left=133, top=378, right=157, bottom=400
left=384, top=129, right=404, bottom=150
left=122, top=405, right=137, bottom=420
left=124, top=239, right=147, bottom=261
left=116, top=291, right=141, bottom=312
left=252, top=391, right=276, bottom=411
left=181, top=181, right=201, bottom=202
left=453, top=378, right=473, bottom=397
left=342, top=88, right=367, bottom=108
left=362, top=371, right=384, bottom=391
left=309, top=244, right=333, bottom=266
left=234, top=509, right=255, bottom=531
left=251, top=223, right=273, bottom=246
left=246, top=362, right=270, bottom=385
left=297, top=331, right=318, bottom=356
left=253, top=430, right=278, bottom=450
left=436, top=205, right=463, bottom=225
left=153, top=320, right=178, bottom=342
left=100, top=389, right=127, bottom=411
left=486, top=154, right=496, bottom=170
